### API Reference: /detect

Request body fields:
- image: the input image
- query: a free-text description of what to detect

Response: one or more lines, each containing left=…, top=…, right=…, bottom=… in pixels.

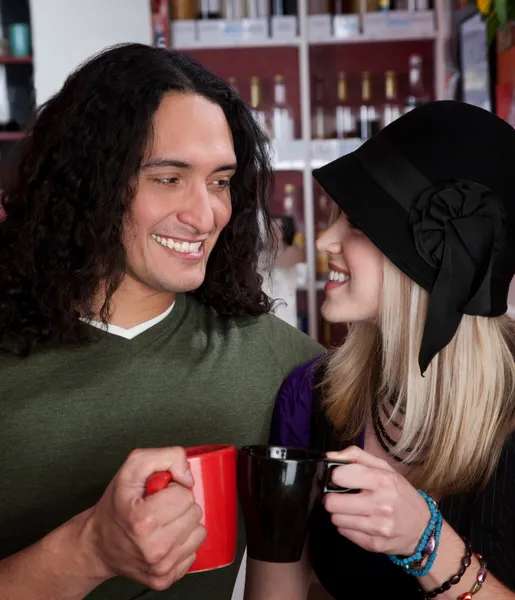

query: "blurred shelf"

left=297, top=280, right=326, bottom=291
left=272, top=138, right=363, bottom=171
left=0, top=55, right=32, bottom=64
left=310, top=32, right=436, bottom=45
left=173, top=38, right=301, bottom=50
left=174, top=32, right=435, bottom=50
left=0, top=131, right=25, bottom=141
left=274, top=159, right=306, bottom=171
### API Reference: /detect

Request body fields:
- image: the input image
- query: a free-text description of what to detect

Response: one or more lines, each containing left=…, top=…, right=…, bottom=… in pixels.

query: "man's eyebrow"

left=141, top=158, right=191, bottom=170
left=141, top=158, right=238, bottom=173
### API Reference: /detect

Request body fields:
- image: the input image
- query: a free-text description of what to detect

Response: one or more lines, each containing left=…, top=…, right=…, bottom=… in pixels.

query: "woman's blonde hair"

left=323, top=257, right=515, bottom=497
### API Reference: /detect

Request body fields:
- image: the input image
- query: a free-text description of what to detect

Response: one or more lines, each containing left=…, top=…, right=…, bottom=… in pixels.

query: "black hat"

left=313, top=101, right=515, bottom=375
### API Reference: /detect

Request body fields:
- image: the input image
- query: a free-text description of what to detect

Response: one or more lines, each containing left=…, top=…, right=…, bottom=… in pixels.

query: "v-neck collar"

left=82, top=293, right=188, bottom=354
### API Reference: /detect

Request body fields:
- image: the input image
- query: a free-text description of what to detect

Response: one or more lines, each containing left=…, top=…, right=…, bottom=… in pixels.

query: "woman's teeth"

left=328, top=270, right=349, bottom=283
left=151, top=234, right=202, bottom=253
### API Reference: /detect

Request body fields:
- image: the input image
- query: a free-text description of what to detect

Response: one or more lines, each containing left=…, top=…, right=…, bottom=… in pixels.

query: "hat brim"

left=313, top=152, right=436, bottom=293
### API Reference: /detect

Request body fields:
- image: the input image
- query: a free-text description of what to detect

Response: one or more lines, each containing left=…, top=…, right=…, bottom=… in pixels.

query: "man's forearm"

left=0, top=508, right=111, bottom=599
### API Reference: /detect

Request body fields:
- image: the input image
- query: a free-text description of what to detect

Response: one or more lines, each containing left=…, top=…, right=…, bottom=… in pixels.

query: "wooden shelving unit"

left=155, top=0, right=447, bottom=347
left=0, top=0, right=33, bottom=155
left=0, top=55, right=32, bottom=64
left=0, top=131, right=24, bottom=141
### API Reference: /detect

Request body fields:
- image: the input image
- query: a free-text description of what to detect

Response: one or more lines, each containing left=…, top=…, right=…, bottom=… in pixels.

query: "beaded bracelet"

left=423, top=544, right=473, bottom=599
left=406, top=512, right=442, bottom=577
left=457, top=554, right=488, bottom=600
left=388, top=490, right=441, bottom=576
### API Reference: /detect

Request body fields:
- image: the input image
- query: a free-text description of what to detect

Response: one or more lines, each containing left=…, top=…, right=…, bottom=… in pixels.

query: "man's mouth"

left=151, top=234, right=203, bottom=254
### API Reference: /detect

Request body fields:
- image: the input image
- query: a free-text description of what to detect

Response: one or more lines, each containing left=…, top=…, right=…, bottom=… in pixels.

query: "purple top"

left=268, top=357, right=398, bottom=577
left=269, top=358, right=515, bottom=593
left=269, top=355, right=365, bottom=449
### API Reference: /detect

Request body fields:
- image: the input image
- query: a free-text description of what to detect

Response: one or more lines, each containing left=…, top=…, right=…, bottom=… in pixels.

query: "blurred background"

left=1, top=0, right=513, bottom=347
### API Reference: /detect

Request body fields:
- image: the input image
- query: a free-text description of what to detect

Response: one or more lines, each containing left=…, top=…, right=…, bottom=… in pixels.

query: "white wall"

left=29, top=0, right=152, bottom=106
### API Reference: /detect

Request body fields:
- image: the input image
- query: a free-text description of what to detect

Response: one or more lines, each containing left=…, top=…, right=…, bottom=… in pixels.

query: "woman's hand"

left=323, top=446, right=431, bottom=557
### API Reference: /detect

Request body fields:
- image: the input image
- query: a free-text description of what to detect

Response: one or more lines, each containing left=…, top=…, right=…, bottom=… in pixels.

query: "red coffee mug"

left=146, top=444, right=237, bottom=573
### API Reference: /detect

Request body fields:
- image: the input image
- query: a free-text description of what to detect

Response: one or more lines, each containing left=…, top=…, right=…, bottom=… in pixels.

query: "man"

left=0, top=44, right=322, bottom=599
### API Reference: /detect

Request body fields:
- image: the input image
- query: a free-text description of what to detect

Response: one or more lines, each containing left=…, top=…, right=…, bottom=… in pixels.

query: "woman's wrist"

left=417, top=522, right=478, bottom=599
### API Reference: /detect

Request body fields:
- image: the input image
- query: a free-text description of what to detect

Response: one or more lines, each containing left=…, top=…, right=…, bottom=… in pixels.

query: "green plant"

left=478, top=0, right=515, bottom=43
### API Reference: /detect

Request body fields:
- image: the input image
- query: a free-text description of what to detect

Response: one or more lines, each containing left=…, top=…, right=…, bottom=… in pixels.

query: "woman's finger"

left=329, top=513, right=394, bottom=539
left=327, top=446, right=394, bottom=472
left=323, top=489, right=375, bottom=516
left=329, top=462, right=394, bottom=492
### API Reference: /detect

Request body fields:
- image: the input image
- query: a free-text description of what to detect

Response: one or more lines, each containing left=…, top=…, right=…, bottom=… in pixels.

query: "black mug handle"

left=323, top=459, right=359, bottom=494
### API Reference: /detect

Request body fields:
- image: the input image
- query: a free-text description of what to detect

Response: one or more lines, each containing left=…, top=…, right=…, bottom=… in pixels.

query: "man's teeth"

left=328, top=270, right=349, bottom=283
left=151, top=234, right=202, bottom=253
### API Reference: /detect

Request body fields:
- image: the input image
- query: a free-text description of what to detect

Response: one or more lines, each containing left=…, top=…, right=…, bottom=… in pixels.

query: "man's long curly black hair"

left=0, top=44, right=275, bottom=356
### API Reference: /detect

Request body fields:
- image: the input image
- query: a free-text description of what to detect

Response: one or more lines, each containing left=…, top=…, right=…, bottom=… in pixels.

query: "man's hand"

left=86, top=447, right=206, bottom=591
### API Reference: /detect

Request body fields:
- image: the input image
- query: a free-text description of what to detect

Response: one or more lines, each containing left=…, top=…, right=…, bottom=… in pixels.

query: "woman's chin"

left=321, top=301, right=346, bottom=325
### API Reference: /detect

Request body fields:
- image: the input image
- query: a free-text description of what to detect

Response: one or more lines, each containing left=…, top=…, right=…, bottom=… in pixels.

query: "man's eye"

left=212, top=180, right=231, bottom=190
left=154, top=177, right=179, bottom=185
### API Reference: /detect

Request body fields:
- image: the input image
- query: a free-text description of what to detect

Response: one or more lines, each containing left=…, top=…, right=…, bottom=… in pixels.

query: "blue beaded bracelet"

left=388, top=490, right=442, bottom=576
left=408, top=512, right=442, bottom=576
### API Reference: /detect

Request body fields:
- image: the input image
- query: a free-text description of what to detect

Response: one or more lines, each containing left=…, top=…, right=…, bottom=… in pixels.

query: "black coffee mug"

left=237, top=445, right=357, bottom=563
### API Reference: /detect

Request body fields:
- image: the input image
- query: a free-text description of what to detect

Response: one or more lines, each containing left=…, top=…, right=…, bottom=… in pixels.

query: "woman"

left=245, top=101, right=515, bottom=599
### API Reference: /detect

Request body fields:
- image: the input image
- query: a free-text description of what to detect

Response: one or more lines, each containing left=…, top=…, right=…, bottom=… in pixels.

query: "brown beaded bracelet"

left=457, top=554, right=488, bottom=600
left=423, top=544, right=473, bottom=599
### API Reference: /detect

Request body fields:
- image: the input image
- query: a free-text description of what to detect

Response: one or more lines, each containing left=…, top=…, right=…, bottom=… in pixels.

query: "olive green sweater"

left=0, top=293, right=323, bottom=599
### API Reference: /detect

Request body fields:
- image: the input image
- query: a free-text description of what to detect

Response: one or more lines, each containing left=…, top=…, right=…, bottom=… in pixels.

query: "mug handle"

left=323, top=460, right=359, bottom=494
left=145, top=471, right=173, bottom=496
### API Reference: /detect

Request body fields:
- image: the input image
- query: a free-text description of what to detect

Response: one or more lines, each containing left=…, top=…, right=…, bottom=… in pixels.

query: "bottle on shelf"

left=250, top=76, right=268, bottom=134
left=153, top=22, right=167, bottom=48
left=315, top=193, right=329, bottom=278
left=358, top=72, right=379, bottom=142
left=284, top=182, right=295, bottom=216
left=224, top=0, right=245, bottom=18
left=270, top=74, right=295, bottom=141
left=405, top=54, right=428, bottom=113
left=382, top=71, right=401, bottom=129
left=309, top=0, right=330, bottom=13
left=335, top=72, right=357, bottom=139
left=331, top=0, right=359, bottom=13
left=282, top=183, right=306, bottom=282
left=415, top=0, right=429, bottom=10
left=264, top=185, right=303, bottom=330
left=247, top=0, right=270, bottom=17
left=365, top=0, right=380, bottom=11
left=283, top=184, right=305, bottom=252
left=394, top=0, right=416, bottom=9
left=312, top=75, right=327, bottom=140
left=198, top=0, right=223, bottom=19
left=270, top=0, right=298, bottom=15
left=228, top=76, right=240, bottom=94
left=284, top=184, right=308, bottom=288
left=172, top=0, right=197, bottom=19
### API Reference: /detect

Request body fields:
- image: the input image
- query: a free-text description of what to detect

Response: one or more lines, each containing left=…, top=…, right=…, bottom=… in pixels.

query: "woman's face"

left=316, top=210, right=383, bottom=324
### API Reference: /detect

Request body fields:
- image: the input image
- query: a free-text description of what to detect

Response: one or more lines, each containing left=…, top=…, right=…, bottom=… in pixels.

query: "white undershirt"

left=82, top=302, right=175, bottom=340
